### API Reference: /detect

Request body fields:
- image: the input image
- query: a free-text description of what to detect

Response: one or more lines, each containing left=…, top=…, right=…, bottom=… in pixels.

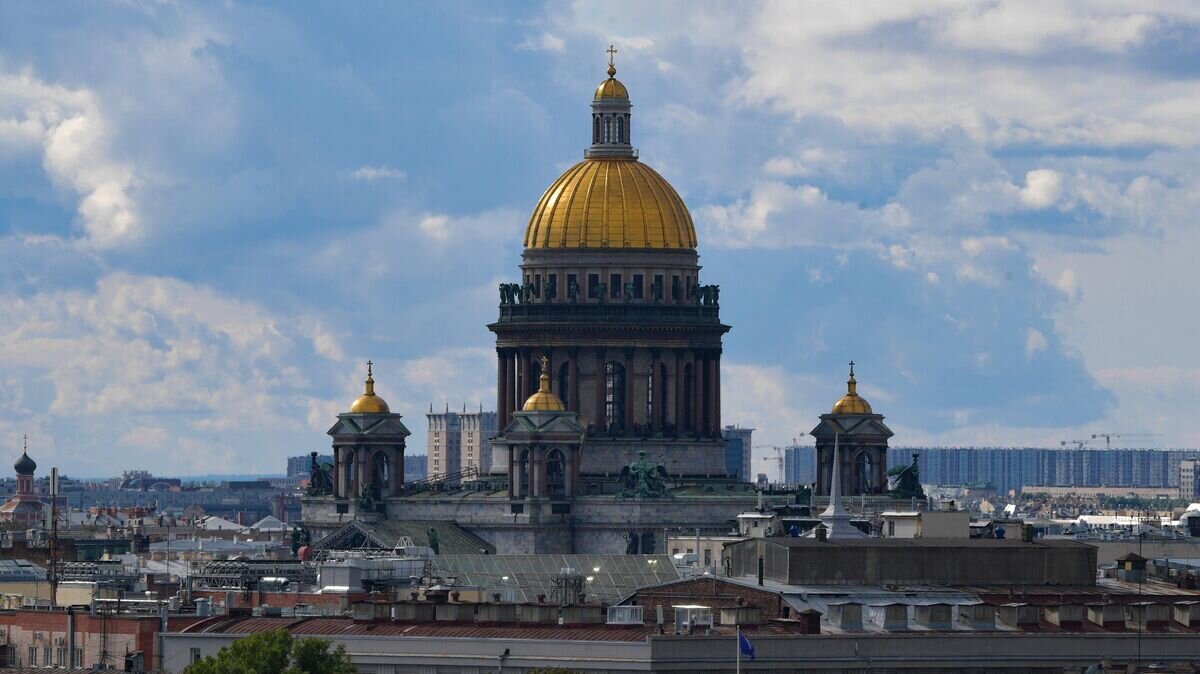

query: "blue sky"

left=1, top=1, right=1198, bottom=476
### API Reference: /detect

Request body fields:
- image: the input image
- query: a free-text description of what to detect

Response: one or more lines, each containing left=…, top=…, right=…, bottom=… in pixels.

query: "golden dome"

left=594, top=69, right=628, bottom=100
left=350, top=361, right=391, bottom=414
left=522, top=357, right=565, bottom=412
left=832, top=362, right=872, bottom=415
left=524, top=158, right=697, bottom=249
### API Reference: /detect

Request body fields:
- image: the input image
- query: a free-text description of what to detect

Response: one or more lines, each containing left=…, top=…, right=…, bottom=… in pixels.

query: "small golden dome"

left=595, top=45, right=629, bottom=100
left=522, top=356, right=565, bottom=412
left=832, top=362, right=872, bottom=415
left=594, top=74, right=628, bottom=100
left=524, top=158, right=697, bottom=249
left=350, top=361, right=391, bottom=414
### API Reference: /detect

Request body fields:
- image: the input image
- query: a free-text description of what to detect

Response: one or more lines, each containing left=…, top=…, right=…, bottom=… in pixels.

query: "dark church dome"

left=14, top=451, right=36, bottom=475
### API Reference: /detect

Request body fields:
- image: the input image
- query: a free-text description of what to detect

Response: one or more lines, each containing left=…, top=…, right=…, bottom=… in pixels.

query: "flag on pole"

left=738, top=630, right=756, bottom=660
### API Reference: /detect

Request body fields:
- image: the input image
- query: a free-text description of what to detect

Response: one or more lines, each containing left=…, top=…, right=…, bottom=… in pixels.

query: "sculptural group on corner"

left=619, top=450, right=672, bottom=499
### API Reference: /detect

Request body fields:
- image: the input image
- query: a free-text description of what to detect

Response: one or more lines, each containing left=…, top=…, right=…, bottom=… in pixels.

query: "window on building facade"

left=547, top=449, right=566, bottom=498
left=28, top=647, right=36, bottom=667
left=605, top=362, right=626, bottom=431
left=610, top=273, right=621, bottom=298
left=645, top=365, right=654, bottom=422
left=632, top=274, right=644, bottom=298
left=191, top=648, right=202, bottom=664
left=588, top=273, right=600, bottom=298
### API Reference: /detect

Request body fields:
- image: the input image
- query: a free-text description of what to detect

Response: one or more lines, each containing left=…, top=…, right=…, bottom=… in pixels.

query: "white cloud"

left=0, top=272, right=345, bottom=471
left=1024, top=328, right=1048, bottom=359
left=351, top=165, right=406, bottom=182
left=517, top=32, right=566, bottom=52
left=1019, top=169, right=1064, bottom=209
left=0, top=71, right=140, bottom=247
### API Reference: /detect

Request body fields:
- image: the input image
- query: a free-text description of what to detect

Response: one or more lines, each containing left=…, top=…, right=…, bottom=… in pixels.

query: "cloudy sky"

left=1, top=1, right=1198, bottom=477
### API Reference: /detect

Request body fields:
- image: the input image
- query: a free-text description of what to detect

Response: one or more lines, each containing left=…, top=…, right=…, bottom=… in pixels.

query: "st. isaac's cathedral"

left=301, top=52, right=898, bottom=554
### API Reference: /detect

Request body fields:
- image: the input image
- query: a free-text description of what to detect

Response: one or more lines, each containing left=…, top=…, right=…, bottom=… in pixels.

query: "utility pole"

left=49, top=466, right=59, bottom=608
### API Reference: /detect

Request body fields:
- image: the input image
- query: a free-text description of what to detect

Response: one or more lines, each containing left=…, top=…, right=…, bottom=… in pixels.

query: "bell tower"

left=326, top=362, right=411, bottom=516
left=812, top=363, right=894, bottom=496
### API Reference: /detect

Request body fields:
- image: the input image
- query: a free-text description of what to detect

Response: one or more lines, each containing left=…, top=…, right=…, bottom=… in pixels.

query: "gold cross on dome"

left=367, top=360, right=374, bottom=377
left=607, top=44, right=618, bottom=68
left=849, top=360, right=855, bottom=377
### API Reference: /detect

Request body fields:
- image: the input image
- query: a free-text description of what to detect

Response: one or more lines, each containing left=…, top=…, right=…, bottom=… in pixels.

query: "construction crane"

left=1060, top=439, right=1089, bottom=450
left=1090, top=432, right=1162, bottom=450
left=757, top=436, right=805, bottom=483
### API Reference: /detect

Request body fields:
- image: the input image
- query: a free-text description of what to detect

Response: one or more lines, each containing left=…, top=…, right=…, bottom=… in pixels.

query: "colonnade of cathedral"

left=496, top=347, right=721, bottom=438
left=506, top=444, right=580, bottom=499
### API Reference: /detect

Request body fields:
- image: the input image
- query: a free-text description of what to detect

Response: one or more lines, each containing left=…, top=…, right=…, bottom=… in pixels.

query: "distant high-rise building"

left=722, top=425, right=754, bottom=480
left=404, top=455, right=428, bottom=483
left=1181, top=459, right=1199, bottom=501
left=888, top=447, right=1200, bottom=495
left=426, top=405, right=497, bottom=483
left=784, top=445, right=816, bottom=487
left=287, top=454, right=332, bottom=478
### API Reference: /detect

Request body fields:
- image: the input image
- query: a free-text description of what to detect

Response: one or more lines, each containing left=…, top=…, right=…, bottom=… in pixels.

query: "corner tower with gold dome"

left=810, top=362, right=894, bottom=497
left=490, top=48, right=730, bottom=480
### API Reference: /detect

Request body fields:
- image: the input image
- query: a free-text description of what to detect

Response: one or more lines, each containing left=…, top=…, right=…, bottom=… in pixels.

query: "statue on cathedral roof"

left=305, top=451, right=334, bottom=497
left=619, top=450, right=671, bottom=499
left=888, top=452, right=925, bottom=499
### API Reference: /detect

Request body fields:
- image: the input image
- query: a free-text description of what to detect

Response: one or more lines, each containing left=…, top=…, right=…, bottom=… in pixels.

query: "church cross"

left=367, top=360, right=374, bottom=377
left=607, top=44, right=618, bottom=68
left=22, top=434, right=27, bottom=452
left=848, top=360, right=855, bottom=377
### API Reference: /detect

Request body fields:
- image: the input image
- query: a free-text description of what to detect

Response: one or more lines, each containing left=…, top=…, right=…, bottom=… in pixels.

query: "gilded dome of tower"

left=832, top=362, right=873, bottom=415
left=523, top=357, right=566, bottom=412
left=523, top=47, right=697, bottom=251
left=349, top=361, right=391, bottom=414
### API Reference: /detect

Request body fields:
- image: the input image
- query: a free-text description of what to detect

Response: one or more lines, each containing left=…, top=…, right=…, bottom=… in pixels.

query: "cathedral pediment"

left=327, top=414, right=411, bottom=438
left=810, top=414, right=894, bottom=439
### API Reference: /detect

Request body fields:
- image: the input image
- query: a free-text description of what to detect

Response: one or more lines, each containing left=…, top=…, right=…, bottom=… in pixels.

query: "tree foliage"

left=183, top=629, right=356, bottom=674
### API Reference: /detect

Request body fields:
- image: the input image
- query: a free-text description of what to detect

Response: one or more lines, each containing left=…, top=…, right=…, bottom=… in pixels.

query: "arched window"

left=593, top=115, right=600, bottom=143
left=645, top=365, right=654, bottom=423
left=546, top=449, right=566, bottom=498
left=616, top=116, right=624, bottom=143
left=372, top=452, right=390, bottom=494
left=682, top=364, right=694, bottom=431
left=854, top=452, right=874, bottom=495
left=517, top=449, right=529, bottom=498
left=558, top=361, right=570, bottom=408
left=604, top=116, right=612, bottom=143
left=605, top=361, right=625, bottom=431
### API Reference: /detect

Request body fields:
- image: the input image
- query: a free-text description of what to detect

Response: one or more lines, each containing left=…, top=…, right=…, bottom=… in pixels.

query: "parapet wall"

left=730, top=539, right=1098, bottom=586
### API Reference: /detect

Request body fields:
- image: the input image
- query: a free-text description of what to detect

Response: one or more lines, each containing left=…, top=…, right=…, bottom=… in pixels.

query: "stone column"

left=706, top=354, right=718, bottom=437
left=594, top=348, right=607, bottom=432
left=527, top=447, right=539, bottom=498
left=674, top=350, right=685, bottom=435
left=519, top=348, right=532, bottom=403
left=335, top=448, right=346, bottom=498
left=509, top=447, right=519, bottom=498
left=497, top=349, right=510, bottom=429
left=693, top=352, right=705, bottom=436
left=714, top=350, right=722, bottom=432
left=623, top=348, right=635, bottom=434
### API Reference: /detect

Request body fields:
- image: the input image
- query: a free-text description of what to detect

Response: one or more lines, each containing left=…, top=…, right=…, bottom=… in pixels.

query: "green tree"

left=184, top=629, right=356, bottom=674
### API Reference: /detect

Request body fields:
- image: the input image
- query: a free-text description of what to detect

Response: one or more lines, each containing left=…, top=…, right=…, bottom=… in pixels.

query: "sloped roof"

left=312, top=519, right=495, bottom=555
left=248, top=515, right=289, bottom=531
